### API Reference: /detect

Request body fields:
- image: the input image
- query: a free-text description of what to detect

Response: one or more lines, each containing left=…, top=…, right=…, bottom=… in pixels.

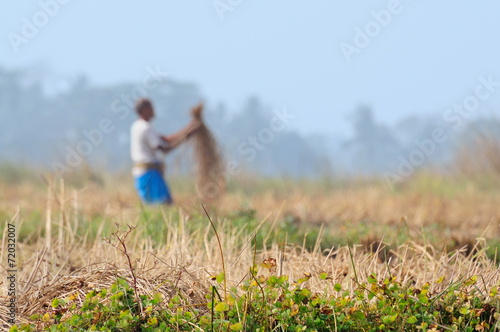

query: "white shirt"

left=130, top=118, right=166, bottom=176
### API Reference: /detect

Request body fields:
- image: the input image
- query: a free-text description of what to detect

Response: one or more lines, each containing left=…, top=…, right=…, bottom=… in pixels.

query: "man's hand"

left=159, top=118, right=201, bottom=153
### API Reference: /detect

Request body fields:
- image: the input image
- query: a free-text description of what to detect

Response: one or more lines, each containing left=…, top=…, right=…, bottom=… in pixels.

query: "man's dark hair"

left=135, top=98, right=153, bottom=114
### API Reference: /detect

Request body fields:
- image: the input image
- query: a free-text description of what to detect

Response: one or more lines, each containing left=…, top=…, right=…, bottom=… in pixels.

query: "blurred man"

left=131, top=98, right=200, bottom=204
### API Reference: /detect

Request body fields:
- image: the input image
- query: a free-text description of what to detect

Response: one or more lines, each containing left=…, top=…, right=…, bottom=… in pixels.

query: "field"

left=1, top=169, right=500, bottom=331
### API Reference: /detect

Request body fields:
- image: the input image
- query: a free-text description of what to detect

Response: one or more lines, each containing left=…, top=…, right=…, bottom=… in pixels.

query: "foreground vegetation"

left=8, top=221, right=500, bottom=331
left=15, top=264, right=500, bottom=331
left=1, top=170, right=500, bottom=330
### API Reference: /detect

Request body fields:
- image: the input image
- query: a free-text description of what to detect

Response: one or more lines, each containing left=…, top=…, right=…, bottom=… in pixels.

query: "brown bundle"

left=190, top=104, right=225, bottom=202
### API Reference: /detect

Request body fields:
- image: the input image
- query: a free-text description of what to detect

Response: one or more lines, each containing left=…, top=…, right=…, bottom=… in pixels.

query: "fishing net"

left=190, top=104, right=225, bottom=202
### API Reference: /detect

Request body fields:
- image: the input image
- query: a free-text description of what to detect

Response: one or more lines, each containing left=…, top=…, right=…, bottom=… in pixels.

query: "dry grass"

left=1, top=176, right=500, bottom=243
left=1, top=209, right=498, bottom=327
left=1, top=176, right=500, bottom=328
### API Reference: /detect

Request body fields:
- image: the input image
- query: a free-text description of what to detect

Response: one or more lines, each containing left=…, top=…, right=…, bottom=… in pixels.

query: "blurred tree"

left=342, top=105, right=402, bottom=175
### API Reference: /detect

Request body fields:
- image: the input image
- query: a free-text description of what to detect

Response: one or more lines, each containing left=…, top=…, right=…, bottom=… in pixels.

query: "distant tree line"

left=1, top=66, right=498, bottom=179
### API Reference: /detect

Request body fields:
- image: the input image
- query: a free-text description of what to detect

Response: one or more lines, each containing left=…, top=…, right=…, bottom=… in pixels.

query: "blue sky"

left=2, top=1, right=500, bottom=137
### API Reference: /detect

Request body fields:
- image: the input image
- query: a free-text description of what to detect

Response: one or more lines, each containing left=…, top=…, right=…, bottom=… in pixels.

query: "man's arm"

left=158, top=120, right=201, bottom=153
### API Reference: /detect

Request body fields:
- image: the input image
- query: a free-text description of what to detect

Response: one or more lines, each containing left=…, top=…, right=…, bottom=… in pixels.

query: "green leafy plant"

left=12, top=268, right=500, bottom=332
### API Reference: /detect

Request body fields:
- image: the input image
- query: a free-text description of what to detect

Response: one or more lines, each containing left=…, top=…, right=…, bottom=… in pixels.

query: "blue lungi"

left=134, top=169, right=173, bottom=204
